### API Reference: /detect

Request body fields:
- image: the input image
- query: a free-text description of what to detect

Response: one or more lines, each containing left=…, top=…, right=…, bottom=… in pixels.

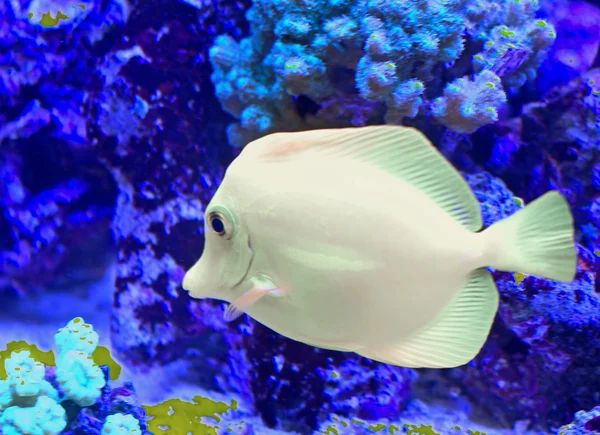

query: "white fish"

left=182, top=125, right=576, bottom=368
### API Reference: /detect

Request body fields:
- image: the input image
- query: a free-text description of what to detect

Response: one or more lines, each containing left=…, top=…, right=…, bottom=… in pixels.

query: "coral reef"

left=430, top=69, right=507, bottom=134
left=558, top=405, right=600, bottom=435
left=1, top=0, right=600, bottom=433
left=209, top=0, right=556, bottom=146
left=0, top=317, right=149, bottom=434
left=91, top=0, right=252, bottom=376
left=0, top=0, right=119, bottom=298
left=239, top=320, right=415, bottom=433
left=143, top=395, right=238, bottom=434
left=415, top=5, right=600, bottom=426
left=414, top=170, right=599, bottom=429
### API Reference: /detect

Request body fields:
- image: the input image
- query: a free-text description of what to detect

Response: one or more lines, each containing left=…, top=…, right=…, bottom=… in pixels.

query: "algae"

left=143, top=396, right=237, bottom=435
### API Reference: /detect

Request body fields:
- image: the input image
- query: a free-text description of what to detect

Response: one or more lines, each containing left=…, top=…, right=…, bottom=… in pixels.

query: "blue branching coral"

left=466, top=0, right=557, bottom=91
left=209, top=0, right=557, bottom=146
left=0, top=318, right=150, bottom=435
left=431, top=69, right=507, bottom=134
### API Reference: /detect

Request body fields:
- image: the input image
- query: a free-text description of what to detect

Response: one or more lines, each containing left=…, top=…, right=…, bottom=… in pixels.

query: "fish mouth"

left=231, top=236, right=255, bottom=289
left=182, top=233, right=255, bottom=299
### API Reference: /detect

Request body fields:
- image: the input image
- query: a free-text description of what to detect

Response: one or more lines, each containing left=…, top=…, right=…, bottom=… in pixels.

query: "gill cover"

left=182, top=200, right=252, bottom=301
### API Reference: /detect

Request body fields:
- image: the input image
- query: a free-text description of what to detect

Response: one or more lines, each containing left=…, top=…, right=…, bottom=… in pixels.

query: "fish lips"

left=182, top=235, right=254, bottom=300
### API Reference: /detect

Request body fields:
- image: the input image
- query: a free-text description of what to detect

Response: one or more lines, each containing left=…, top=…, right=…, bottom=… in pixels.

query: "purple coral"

left=0, top=149, right=114, bottom=298
left=61, top=366, right=152, bottom=435
left=241, top=321, right=414, bottom=433
left=322, top=358, right=414, bottom=421
left=89, top=0, right=253, bottom=375
left=414, top=170, right=600, bottom=429
left=0, top=0, right=121, bottom=298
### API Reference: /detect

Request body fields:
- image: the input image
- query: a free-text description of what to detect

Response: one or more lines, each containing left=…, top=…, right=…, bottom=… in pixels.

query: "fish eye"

left=206, top=206, right=235, bottom=240
left=211, top=216, right=225, bottom=234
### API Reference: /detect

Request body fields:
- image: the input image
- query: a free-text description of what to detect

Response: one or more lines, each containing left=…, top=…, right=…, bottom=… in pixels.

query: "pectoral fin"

left=224, top=275, right=288, bottom=322
left=224, top=287, right=271, bottom=321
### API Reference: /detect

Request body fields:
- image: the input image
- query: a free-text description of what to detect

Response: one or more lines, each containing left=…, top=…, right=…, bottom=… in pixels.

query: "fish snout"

left=182, top=270, right=202, bottom=297
left=182, top=261, right=226, bottom=300
left=181, top=271, right=195, bottom=293
left=182, top=262, right=210, bottom=298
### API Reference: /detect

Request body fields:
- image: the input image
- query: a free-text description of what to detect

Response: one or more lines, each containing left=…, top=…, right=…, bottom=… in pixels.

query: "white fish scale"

left=239, top=156, right=477, bottom=346
left=183, top=126, right=576, bottom=368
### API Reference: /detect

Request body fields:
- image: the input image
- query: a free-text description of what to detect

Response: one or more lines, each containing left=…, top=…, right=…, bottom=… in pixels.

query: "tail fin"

left=481, top=191, right=576, bottom=282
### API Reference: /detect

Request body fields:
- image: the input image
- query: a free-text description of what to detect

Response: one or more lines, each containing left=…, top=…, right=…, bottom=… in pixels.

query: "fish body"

left=236, top=154, right=477, bottom=348
left=183, top=126, right=576, bottom=368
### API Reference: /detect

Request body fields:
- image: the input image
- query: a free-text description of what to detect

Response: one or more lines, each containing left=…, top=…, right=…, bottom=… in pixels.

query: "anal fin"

left=356, top=269, right=499, bottom=368
left=295, top=334, right=362, bottom=353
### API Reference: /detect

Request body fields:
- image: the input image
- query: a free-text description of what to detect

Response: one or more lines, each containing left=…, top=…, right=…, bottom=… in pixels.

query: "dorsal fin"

left=244, top=126, right=482, bottom=231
